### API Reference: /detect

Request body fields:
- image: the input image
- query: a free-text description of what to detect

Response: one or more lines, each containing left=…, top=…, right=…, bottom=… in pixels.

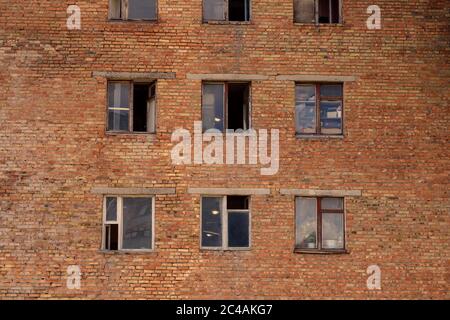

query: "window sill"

left=200, top=247, right=251, bottom=252
left=294, top=249, right=349, bottom=255
left=203, top=21, right=252, bottom=25
left=293, top=23, right=344, bottom=27
left=106, top=131, right=157, bottom=136
left=107, top=19, right=158, bottom=24
left=99, top=250, right=155, bottom=255
left=296, top=134, right=344, bottom=140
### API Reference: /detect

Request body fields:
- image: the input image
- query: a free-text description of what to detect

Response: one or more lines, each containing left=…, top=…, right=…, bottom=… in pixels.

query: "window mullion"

left=317, top=197, right=322, bottom=250
left=129, top=81, right=133, bottom=132
left=224, top=83, right=228, bottom=132
left=315, top=0, right=319, bottom=25
left=223, top=196, right=228, bottom=249
left=316, top=84, right=320, bottom=135
left=118, top=197, right=124, bottom=250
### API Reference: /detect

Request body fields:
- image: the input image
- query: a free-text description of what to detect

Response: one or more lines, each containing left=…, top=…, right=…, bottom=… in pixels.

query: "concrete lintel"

left=276, top=75, right=358, bottom=82
left=91, top=187, right=176, bottom=195
left=92, top=71, right=176, bottom=80
left=186, top=73, right=269, bottom=81
left=187, top=188, right=270, bottom=195
left=280, top=189, right=362, bottom=197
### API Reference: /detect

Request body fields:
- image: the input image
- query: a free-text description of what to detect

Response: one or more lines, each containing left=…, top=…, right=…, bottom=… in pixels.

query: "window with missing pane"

left=203, top=0, right=251, bottom=22
left=295, top=197, right=345, bottom=252
left=295, top=83, right=343, bottom=135
left=294, top=0, right=341, bottom=24
left=201, top=196, right=250, bottom=250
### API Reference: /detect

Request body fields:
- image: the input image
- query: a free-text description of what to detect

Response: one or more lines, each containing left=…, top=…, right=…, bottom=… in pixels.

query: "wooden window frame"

left=201, top=81, right=252, bottom=133
left=109, top=0, right=158, bottom=21
left=295, top=82, right=344, bottom=136
left=294, top=197, right=346, bottom=253
left=106, top=80, right=157, bottom=134
left=102, top=195, right=155, bottom=252
left=200, top=195, right=251, bottom=251
left=294, top=0, right=342, bottom=24
left=202, top=0, right=251, bottom=23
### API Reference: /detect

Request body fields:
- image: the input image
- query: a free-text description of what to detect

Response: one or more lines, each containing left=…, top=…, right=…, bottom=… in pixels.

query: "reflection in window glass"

left=106, top=197, right=117, bottom=221
left=295, top=198, right=317, bottom=249
left=108, top=82, right=129, bottom=108
left=122, top=198, right=152, bottom=249
left=320, top=84, right=343, bottom=97
left=128, top=0, right=157, bottom=20
left=320, top=101, right=342, bottom=134
left=202, top=84, right=224, bottom=132
left=295, top=85, right=316, bottom=134
left=228, top=211, right=249, bottom=247
left=201, top=197, right=222, bottom=247
left=321, top=198, right=344, bottom=210
left=322, top=213, right=344, bottom=249
left=108, top=110, right=129, bottom=131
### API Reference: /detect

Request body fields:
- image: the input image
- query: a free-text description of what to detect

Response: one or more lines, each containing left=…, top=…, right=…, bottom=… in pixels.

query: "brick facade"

left=0, top=0, right=449, bottom=299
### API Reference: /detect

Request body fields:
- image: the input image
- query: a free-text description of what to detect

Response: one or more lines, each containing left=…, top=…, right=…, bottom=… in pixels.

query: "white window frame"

left=200, top=195, right=251, bottom=251
left=102, top=195, right=155, bottom=252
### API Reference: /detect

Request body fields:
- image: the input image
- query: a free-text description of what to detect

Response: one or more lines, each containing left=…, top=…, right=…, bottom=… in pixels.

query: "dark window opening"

left=229, top=0, right=250, bottom=21
left=105, top=224, right=119, bottom=251
left=227, top=196, right=249, bottom=210
left=318, top=0, right=330, bottom=23
left=227, top=83, right=250, bottom=131
left=133, top=84, right=149, bottom=132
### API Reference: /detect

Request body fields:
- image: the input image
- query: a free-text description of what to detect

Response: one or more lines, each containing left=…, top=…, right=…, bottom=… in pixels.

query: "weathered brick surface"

left=0, top=1, right=449, bottom=299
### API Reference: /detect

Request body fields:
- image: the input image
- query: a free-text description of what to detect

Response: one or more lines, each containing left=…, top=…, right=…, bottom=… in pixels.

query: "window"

left=103, top=196, right=154, bottom=251
left=203, top=0, right=250, bottom=22
left=295, top=197, right=345, bottom=251
left=202, top=82, right=250, bottom=132
left=201, top=196, right=250, bottom=249
left=294, top=0, right=341, bottom=24
left=107, top=81, right=156, bottom=133
left=295, top=83, right=343, bottom=135
left=109, top=0, right=157, bottom=21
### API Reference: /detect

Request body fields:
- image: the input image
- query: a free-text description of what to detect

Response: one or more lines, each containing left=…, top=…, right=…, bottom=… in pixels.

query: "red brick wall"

left=0, top=0, right=448, bottom=299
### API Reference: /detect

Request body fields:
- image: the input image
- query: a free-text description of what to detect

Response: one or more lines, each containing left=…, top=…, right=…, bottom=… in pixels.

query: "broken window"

left=103, top=196, right=154, bottom=251
left=202, top=82, right=250, bottom=132
left=295, top=197, right=345, bottom=251
left=295, top=83, right=343, bottom=135
left=203, top=0, right=250, bottom=22
left=294, top=0, right=341, bottom=24
left=201, top=196, right=250, bottom=249
left=109, top=0, right=157, bottom=20
left=107, top=81, right=156, bottom=133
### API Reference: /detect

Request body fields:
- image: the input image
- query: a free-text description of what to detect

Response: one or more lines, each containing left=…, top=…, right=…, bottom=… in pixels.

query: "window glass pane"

left=322, top=213, right=344, bottom=249
left=296, top=85, right=316, bottom=134
left=320, top=101, right=342, bottom=134
left=128, top=0, right=157, bottom=20
left=106, top=197, right=117, bottom=221
left=321, top=198, right=343, bottom=210
left=320, top=84, right=343, bottom=97
left=108, top=110, right=129, bottom=131
left=228, top=211, right=249, bottom=247
left=294, top=0, right=315, bottom=23
left=203, top=0, right=226, bottom=21
left=122, top=198, right=152, bottom=249
left=202, top=84, right=224, bottom=132
left=296, top=102, right=316, bottom=134
left=295, top=198, right=317, bottom=248
left=227, top=196, right=249, bottom=210
left=229, top=0, right=250, bottom=22
left=202, top=197, right=222, bottom=247
left=108, top=82, right=129, bottom=108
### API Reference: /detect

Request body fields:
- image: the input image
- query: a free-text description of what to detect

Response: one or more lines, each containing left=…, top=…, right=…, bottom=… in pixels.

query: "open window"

left=107, top=80, right=156, bottom=133
left=294, top=0, right=341, bottom=24
left=203, top=0, right=250, bottom=22
left=295, top=83, right=343, bottom=135
left=109, top=0, right=157, bottom=21
left=202, top=82, right=250, bottom=132
left=201, top=196, right=250, bottom=250
left=103, top=196, right=154, bottom=251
